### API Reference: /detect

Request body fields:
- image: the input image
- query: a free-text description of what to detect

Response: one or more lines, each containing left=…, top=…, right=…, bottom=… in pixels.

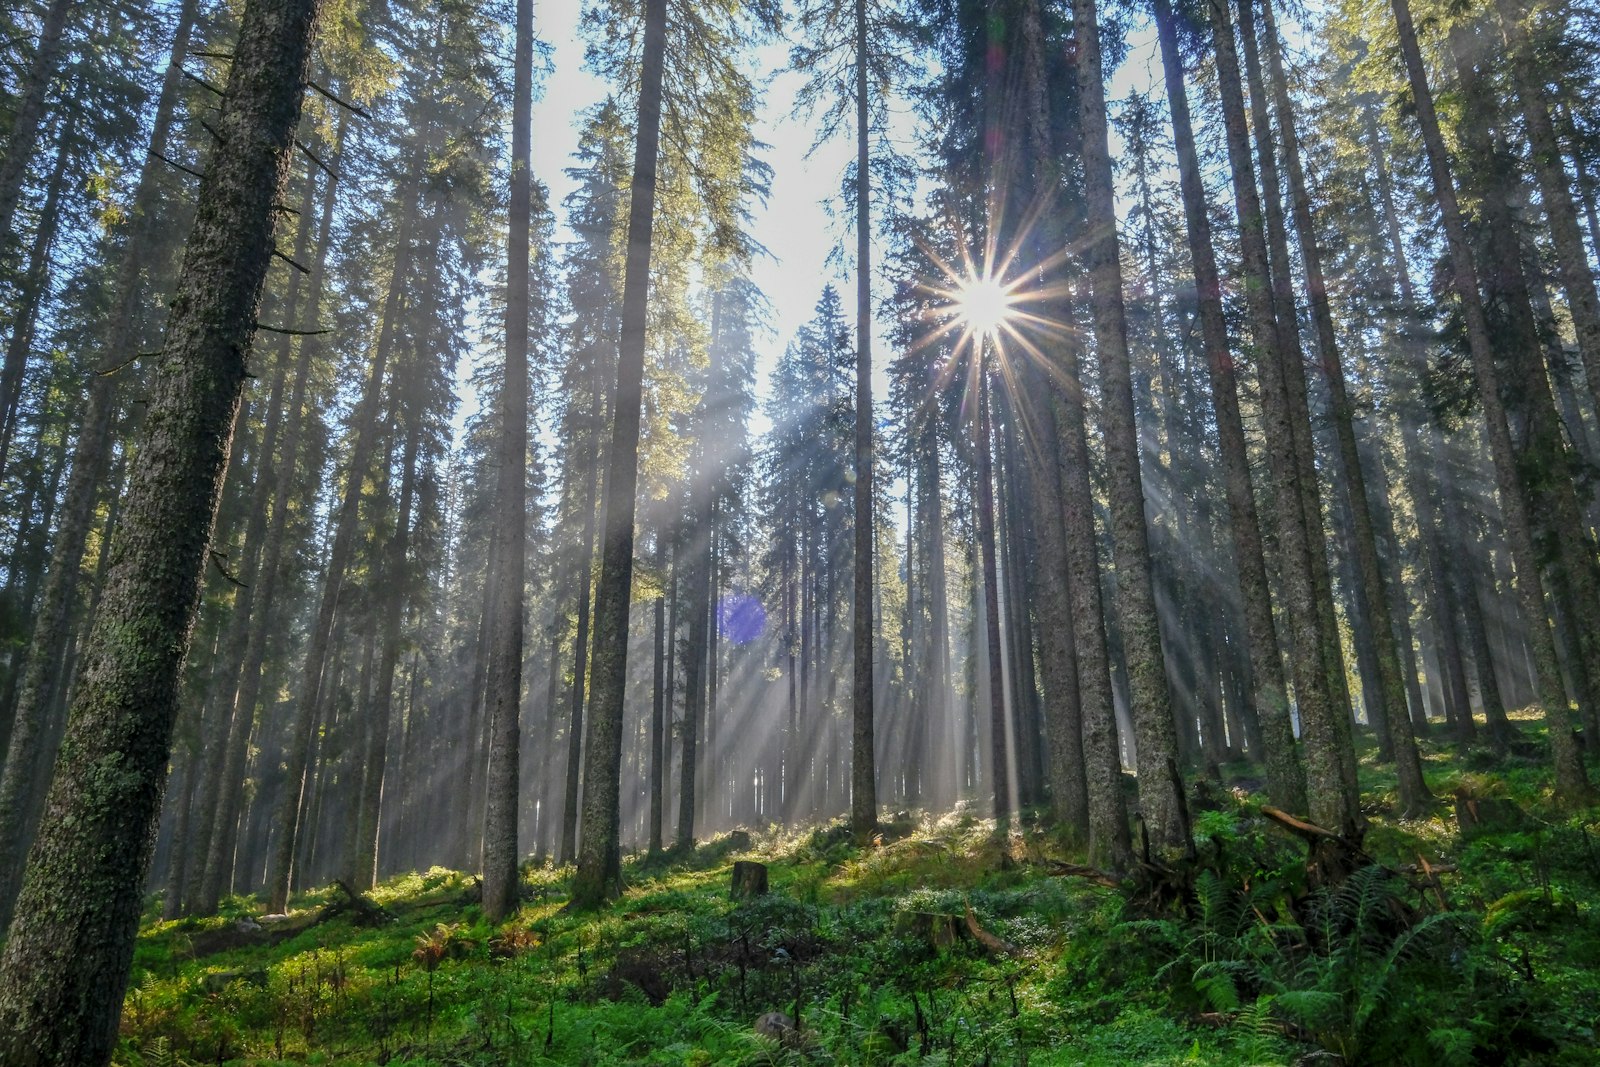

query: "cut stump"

left=731, top=860, right=768, bottom=898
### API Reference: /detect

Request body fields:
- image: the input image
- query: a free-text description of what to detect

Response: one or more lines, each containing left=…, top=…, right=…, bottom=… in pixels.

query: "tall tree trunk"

left=1074, top=0, right=1183, bottom=847
left=571, top=0, right=667, bottom=907
left=1505, top=3, right=1600, bottom=420
left=350, top=427, right=419, bottom=890
left=560, top=381, right=601, bottom=863
left=0, top=0, right=321, bottom=1055
left=648, top=535, right=666, bottom=854
left=481, top=0, right=532, bottom=924
left=1390, top=0, right=1588, bottom=800
left=1255, top=0, right=1430, bottom=811
left=1208, top=0, right=1356, bottom=830
left=678, top=508, right=711, bottom=848
left=1151, top=0, right=1304, bottom=813
left=201, top=113, right=340, bottom=907
left=0, top=117, right=73, bottom=488
left=974, top=369, right=1010, bottom=828
left=849, top=0, right=878, bottom=844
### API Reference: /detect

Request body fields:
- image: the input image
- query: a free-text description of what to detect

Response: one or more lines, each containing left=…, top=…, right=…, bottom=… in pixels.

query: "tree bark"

left=0, top=0, right=201, bottom=927
left=1254, top=0, right=1430, bottom=812
left=570, top=0, right=667, bottom=907
left=849, top=0, right=877, bottom=845
left=1505, top=3, right=1600, bottom=422
left=1150, top=0, right=1305, bottom=815
left=0, top=0, right=322, bottom=1056
left=1209, top=0, right=1356, bottom=831
left=481, top=0, right=533, bottom=924
left=1074, top=0, right=1184, bottom=847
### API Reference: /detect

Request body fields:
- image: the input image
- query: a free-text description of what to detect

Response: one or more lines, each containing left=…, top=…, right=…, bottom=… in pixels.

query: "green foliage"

left=115, top=754, right=1600, bottom=1067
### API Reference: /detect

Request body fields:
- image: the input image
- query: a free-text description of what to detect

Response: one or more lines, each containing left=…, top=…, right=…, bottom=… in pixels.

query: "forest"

left=1, top=0, right=1600, bottom=1062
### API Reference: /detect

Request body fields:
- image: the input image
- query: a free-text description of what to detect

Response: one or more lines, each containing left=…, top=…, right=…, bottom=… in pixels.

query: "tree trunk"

left=264, top=167, right=410, bottom=913
left=560, top=381, right=601, bottom=864
left=350, top=427, right=419, bottom=890
left=648, top=534, right=667, bottom=853
left=0, top=0, right=321, bottom=1055
left=1505, top=3, right=1600, bottom=421
left=1389, top=0, right=1588, bottom=800
left=1209, top=0, right=1356, bottom=831
left=570, top=0, right=667, bottom=907
left=1074, top=0, right=1183, bottom=846
left=1150, top=0, right=1305, bottom=814
left=848, top=0, right=878, bottom=845
left=1255, top=0, right=1430, bottom=812
left=0, top=0, right=205, bottom=926
left=973, top=369, right=1010, bottom=828
left=481, top=0, right=532, bottom=924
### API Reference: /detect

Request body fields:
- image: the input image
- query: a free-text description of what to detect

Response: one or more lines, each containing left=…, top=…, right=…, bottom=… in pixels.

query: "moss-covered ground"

left=118, top=716, right=1600, bottom=1066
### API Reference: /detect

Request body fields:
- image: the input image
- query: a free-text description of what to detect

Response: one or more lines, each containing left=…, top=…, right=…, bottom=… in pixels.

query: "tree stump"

left=731, top=861, right=768, bottom=898
left=893, top=911, right=962, bottom=950
left=1454, top=788, right=1526, bottom=839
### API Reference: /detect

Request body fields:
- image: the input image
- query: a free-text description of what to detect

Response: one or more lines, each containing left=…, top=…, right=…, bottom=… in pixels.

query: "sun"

left=953, top=275, right=1017, bottom=340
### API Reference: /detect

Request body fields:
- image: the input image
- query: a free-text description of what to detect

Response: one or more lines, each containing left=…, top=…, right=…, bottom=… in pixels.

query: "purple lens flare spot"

left=718, top=595, right=766, bottom=646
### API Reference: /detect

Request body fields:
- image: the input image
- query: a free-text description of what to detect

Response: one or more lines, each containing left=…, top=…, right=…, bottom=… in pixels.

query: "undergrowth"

left=116, top=730, right=1599, bottom=1065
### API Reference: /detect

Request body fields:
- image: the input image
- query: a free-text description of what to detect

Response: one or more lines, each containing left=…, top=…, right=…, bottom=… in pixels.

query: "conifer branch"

left=305, top=80, right=370, bottom=120
left=272, top=248, right=311, bottom=274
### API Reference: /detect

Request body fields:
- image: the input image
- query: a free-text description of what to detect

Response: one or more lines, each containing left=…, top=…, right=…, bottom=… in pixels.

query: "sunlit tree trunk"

left=560, top=378, right=601, bottom=864
left=848, top=0, right=878, bottom=845
left=1152, top=0, right=1304, bottom=814
left=571, top=0, right=667, bottom=907
left=1074, top=0, right=1183, bottom=846
left=0, top=0, right=321, bottom=1053
left=351, top=427, right=419, bottom=890
left=1504, top=3, right=1600, bottom=420
left=481, top=0, right=533, bottom=923
left=1254, top=0, right=1430, bottom=812
left=1209, top=0, right=1356, bottom=830
left=1390, top=0, right=1588, bottom=800
left=648, top=534, right=667, bottom=853
left=973, top=368, right=1010, bottom=828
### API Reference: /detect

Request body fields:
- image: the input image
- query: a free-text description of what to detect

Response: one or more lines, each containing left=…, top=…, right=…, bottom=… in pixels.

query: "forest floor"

left=118, top=712, right=1600, bottom=1067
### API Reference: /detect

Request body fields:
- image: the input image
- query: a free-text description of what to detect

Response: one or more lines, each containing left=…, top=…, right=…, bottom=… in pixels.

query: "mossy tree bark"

left=0, top=0, right=201, bottom=929
left=0, top=0, right=323, bottom=1058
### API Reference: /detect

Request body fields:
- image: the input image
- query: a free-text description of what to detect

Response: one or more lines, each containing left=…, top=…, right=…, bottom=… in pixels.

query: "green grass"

left=117, top=729, right=1600, bottom=1066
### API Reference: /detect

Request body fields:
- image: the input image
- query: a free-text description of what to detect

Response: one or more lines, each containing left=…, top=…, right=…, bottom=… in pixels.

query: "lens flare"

left=953, top=275, right=1015, bottom=340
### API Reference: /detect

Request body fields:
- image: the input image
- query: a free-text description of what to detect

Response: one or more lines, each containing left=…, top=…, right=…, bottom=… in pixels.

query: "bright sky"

left=526, top=8, right=865, bottom=440
left=511, top=1, right=1274, bottom=447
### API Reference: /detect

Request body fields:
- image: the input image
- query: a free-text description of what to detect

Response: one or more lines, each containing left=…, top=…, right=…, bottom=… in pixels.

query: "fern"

left=141, top=1037, right=181, bottom=1067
